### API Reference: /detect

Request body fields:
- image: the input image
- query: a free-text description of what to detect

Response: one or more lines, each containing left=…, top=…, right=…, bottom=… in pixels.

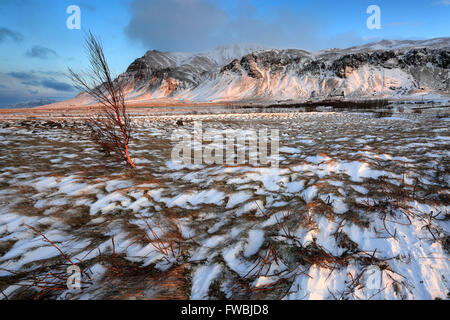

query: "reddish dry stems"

left=302, top=246, right=350, bottom=270
left=2, top=263, right=93, bottom=300
left=30, top=268, right=92, bottom=300
left=26, top=225, right=74, bottom=265
left=68, top=31, right=135, bottom=168
left=326, top=249, right=397, bottom=300
left=97, top=238, right=134, bottom=279
left=11, top=225, right=95, bottom=299
left=26, top=225, right=92, bottom=281
left=274, top=211, right=300, bottom=242
left=248, top=174, right=430, bottom=299
left=361, top=182, right=417, bottom=241
left=254, top=202, right=300, bottom=242
left=232, top=278, right=284, bottom=297
left=244, top=244, right=281, bottom=279
left=139, top=213, right=183, bottom=264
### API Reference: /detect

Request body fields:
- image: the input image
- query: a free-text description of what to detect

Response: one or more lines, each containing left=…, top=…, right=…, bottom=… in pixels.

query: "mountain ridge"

left=50, top=38, right=450, bottom=108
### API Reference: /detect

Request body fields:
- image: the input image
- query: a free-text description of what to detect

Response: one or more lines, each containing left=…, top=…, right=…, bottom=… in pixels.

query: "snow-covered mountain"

left=87, top=39, right=450, bottom=104
left=118, top=44, right=266, bottom=101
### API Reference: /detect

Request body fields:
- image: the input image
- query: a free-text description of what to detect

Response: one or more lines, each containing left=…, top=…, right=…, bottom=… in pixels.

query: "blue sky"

left=0, top=0, right=449, bottom=106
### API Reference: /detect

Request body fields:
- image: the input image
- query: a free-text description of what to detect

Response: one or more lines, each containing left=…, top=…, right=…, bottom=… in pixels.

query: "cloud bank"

left=7, top=71, right=73, bottom=92
left=124, top=0, right=364, bottom=52
left=0, top=70, right=75, bottom=107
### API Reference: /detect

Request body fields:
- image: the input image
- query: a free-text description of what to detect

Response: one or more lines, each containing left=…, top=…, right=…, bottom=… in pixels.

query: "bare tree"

left=69, top=31, right=136, bottom=168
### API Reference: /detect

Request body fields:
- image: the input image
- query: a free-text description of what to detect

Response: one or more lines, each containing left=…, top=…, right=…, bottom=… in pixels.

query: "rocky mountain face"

left=118, top=44, right=265, bottom=100
left=115, top=39, right=450, bottom=103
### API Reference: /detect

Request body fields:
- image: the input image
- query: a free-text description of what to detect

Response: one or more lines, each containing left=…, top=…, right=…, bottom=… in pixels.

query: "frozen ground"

left=0, top=111, right=448, bottom=300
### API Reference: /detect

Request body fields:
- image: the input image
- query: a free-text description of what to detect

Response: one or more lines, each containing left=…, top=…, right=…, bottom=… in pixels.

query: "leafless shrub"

left=1, top=225, right=94, bottom=300
left=254, top=202, right=301, bottom=243
left=138, top=213, right=184, bottom=265
left=68, top=31, right=136, bottom=168
left=244, top=244, right=281, bottom=279
left=97, top=237, right=145, bottom=285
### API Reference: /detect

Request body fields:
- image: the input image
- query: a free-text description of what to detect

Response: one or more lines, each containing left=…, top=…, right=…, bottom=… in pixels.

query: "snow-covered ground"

left=0, top=111, right=448, bottom=300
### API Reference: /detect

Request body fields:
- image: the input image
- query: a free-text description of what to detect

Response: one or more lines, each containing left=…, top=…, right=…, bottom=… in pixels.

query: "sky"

left=0, top=0, right=449, bottom=107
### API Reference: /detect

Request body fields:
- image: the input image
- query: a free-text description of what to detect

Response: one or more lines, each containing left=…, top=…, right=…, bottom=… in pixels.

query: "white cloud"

left=434, top=0, right=450, bottom=5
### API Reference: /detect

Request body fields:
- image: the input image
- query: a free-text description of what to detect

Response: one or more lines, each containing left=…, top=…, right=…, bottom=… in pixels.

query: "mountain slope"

left=118, top=44, right=265, bottom=101
left=72, top=39, right=450, bottom=106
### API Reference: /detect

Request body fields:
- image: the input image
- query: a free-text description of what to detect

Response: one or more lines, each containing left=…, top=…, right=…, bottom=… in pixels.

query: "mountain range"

left=57, top=39, right=450, bottom=107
